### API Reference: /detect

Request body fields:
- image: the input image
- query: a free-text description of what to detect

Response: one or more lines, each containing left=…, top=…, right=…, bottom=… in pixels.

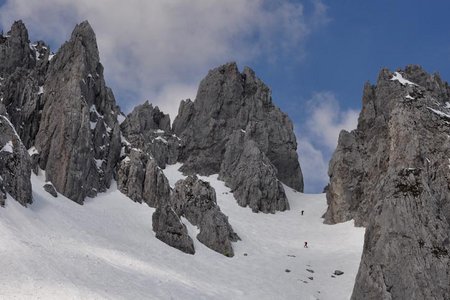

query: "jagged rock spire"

left=0, top=20, right=35, bottom=76
left=34, top=21, right=121, bottom=203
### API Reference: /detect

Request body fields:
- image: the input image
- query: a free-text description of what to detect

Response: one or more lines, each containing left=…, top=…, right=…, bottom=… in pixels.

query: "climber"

left=304, top=241, right=308, bottom=248
left=301, top=210, right=304, bottom=215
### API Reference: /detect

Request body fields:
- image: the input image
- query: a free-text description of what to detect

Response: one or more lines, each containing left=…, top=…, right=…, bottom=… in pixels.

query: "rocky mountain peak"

left=69, top=20, right=99, bottom=67
left=8, top=20, right=28, bottom=40
left=173, top=62, right=302, bottom=212
left=32, top=20, right=121, bottom=203
left=0, top=20, right=34, bottom=76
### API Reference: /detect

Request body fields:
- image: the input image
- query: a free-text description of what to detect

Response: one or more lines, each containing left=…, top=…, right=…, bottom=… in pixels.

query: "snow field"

left=0, top=164, right=365, bottom=300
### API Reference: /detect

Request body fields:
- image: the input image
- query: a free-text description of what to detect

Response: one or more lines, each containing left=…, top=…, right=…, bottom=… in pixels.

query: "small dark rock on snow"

left=334, top=270, right=344, bottom=276
left=43, top=183, right=57, bottom=197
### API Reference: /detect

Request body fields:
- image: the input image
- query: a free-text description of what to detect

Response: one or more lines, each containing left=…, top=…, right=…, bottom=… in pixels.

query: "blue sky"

left=1, top=0, right=449, bottom=192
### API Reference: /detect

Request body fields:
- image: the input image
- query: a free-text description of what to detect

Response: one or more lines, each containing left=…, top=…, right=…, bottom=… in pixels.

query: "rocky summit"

left=325, top=65, right=450, bottom=299
left=173, top=63, right=303, bottom=212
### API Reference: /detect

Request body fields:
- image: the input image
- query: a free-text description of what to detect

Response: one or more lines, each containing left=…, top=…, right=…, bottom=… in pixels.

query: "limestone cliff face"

left=173, top=62, right=302, bottom=212
left=34, top=21, right=121, bottom=203
left=325, top=66, right=450, bottom=300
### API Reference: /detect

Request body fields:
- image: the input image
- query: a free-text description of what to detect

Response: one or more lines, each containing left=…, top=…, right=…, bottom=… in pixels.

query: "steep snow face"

left=0, top=166, right=364, bottom=300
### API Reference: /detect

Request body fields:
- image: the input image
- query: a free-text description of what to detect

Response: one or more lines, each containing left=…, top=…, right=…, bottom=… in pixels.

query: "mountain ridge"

left=0, top=20, right=302, bottom=258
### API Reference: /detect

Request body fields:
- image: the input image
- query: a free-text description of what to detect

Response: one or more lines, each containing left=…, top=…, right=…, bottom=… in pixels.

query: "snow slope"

left=0, top=164, right=364, bottom=300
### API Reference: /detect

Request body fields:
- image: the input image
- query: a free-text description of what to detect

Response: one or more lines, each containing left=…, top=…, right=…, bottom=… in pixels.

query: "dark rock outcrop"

left=116, top=150, right=171, bottom=208
left=325, top=66, right=450, bottom=300
left=173, top=62, right=302, bottom=212
left=43, top=183, right=57, bottom=197
left=143, top=159, right=171, bottom=207
left=169, top=175, right=239, bottom=257
left=152, top=204, right=195, bottom=254
left=0, top=114, right=32, bottom=206
left=33, top=21, right=122, bottom=203
left=117, top=150, right=148, bottom=203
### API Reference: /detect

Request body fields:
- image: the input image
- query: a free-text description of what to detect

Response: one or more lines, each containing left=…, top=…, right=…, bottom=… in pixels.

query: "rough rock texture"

left=325, top=66, right=450, bottom=300
left=116, top=150, right=171, bottom=208
left=219, top=129, right=288, bottom=213
left=0, top=22, right=50, bottom=149
left=43, top=183, right=57, bottom=197
left=2, top=68, right=45, bottom=148
left=173, top=62, right=302, bottom=212
left=152, top=204, right=195, bottom=255
left=0, top=114, right=32, bottom=206
left=0, top=20, right=35, bottom=76
left=120, top=101, right=180, bottom=168
left=33, top=21, right=122, bottom=203
left=117, top=150, right=147, bottom=203
left=143, top=159, right=171, bottom=207
left=169, top=175, right=239, bottom=257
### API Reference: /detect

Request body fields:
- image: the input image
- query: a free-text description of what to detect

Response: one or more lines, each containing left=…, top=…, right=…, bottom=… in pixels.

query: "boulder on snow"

left=168, top=175, right=240, bottom=257
left=43, top=183, right=57, bottom=197
left=152, top=204, right=195, bottom=255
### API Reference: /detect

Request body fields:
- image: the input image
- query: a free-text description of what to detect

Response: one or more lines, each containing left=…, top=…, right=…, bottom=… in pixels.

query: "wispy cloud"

left=298, top=92, right=359, bottom=193
left=0, top=0, right=329, bottom=119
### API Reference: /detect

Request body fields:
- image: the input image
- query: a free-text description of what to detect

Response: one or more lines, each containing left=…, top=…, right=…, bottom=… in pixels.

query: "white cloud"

left=298, top=92, right=359, bottom=192
left=149, top=83, right=198, bottom=122
left=305, top=92, right=359, bottom=151
left=0, top=0, right=328, bottom=116
left=297, top=139, right=329, bottom=193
